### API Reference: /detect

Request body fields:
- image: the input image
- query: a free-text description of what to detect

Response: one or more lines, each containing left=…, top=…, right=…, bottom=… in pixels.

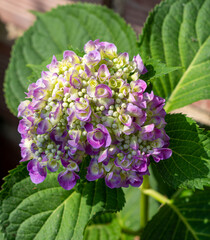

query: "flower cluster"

left=18, top=40, right=172, bottom=190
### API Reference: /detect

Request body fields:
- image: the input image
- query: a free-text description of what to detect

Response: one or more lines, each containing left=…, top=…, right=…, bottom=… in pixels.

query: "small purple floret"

left=27, top=159, right=47, bottom=184
left=58, top=170, right=80, bottom=190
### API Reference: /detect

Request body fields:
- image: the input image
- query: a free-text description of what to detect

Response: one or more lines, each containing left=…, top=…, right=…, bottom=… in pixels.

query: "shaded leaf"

left=142, top=188, right=210, bottom=240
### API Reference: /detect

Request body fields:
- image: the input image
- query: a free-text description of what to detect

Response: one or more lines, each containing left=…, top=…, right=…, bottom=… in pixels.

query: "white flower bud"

left=118, top=93, right=124, bottom=99
left=108, top=110, right=114, bottom=115
left=113, top=111, right=119, bottom=117
left=45, top=105, right=51, bottom=111
left=121, top=103, right=127, bottom=108
left=82, top=131, right=87, bottom=136
left=62, top=102, right=68, bottom=108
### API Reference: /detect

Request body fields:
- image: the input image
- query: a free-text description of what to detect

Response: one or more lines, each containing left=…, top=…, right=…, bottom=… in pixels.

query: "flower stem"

left=121, top=227, right=142, bottom=236
left=140, top=175, right=150, bottom=230
left=141, top=188, right=172, bottom=205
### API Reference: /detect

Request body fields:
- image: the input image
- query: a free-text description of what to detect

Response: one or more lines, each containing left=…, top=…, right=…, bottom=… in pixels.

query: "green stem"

left=141, top=188, right=172, bottom=205
left=140, top=175, right=150, bottom=230
left=121, top=227, right=142, bottom=236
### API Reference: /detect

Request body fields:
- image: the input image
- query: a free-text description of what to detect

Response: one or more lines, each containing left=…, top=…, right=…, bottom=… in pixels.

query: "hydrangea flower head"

left=18, top=40, right=172, bottom=190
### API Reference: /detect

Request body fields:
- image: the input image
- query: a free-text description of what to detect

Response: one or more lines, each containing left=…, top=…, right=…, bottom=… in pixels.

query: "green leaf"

left=141, top=59, right=181, bottom=82
left=84, top=213, right=121, bottom=240
left=0, top=164, right=124, bottom=240
left=139, top=0, right=210, bottom=112
left=4, top=3, right=138, bottom=116
left=142, top=188, right=210, bottom=240
left=120, top=234, right=134, bottom=240
left=0, top=162, right=28, bottom=202
left=153, top=114, right=210, bottom=190
left=0, top=231, right=5, bottom=240
left=27, top=54, right=63, bottom=84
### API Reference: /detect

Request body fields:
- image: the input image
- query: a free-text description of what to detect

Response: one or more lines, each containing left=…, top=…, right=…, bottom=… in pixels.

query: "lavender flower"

left=18, top=40, right=172, bottom=190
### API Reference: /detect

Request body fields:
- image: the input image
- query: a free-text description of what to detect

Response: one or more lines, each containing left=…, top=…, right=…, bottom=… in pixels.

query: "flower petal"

left=27, top=159, right=47, bottom=184
left=58, top=170, right=80, bottom=190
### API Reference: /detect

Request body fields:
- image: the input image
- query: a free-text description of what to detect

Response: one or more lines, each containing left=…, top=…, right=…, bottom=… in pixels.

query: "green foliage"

left=142, top=188, right=210, bottom=240
left=139, top=0, right=210, bottom=112
left=2, top=0, right=210, bottom=239
left=153, top=114, right=210, bottom=190
left=4, top=3, right=138, bottom=116
left=141, top=59, right=181, bottom=82
left=84, top=213, right=121, bottom=240
left=0, top=164, right=124, bottom=240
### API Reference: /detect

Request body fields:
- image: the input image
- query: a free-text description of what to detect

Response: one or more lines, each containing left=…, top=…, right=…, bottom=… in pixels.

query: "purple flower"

left=98, top=64, right=110, bottom=82
left=58, top=170, right=80, bottom=190
left=131, top=79, right=147, bottom=94
left=18, top=40, right=171, bottom=190
left=126, top=172, right=143, bottom=187
left=47, top=55, right=58, bottom=71
left=115, top=156, right=133, bottom=171
left=75, top=98, right=91, bottom=121
left=126, top=103, right=143, bottom=117
left=19, top=138, right=33, bottom=162
left=70, top=73, right=82, bottom=89
left=18, top=118, right=33, bottom=135
left=86, top=158, right=104, bottom=181
left=47, top=159, right=59, bottom=172
left=119, top=114, right=132, bottom=127
left=133, top=54, right=147, bottom=74
left=84, top=40, right=98, bottom=53
left=27, top=159, right=47, bottom=184
left=68, top=130, right=84, bottom=151
left=97, top=42, right=117, bottom=59
left=84, top=50, right=101, bottom=66
left=151, top=148, right=172, bottom=162
left=87, top=124, right=112, bottom=149
left=105, top=171, right=122, bottom=188
left=18, top=100, right=31, bottom=117
left=63, top=50, right=80, bottom=64
left=37, top=119, right=51, bottom=134
left=118, top=52, right=129, bottom=66
left=95, top=84, right=112, bottom=98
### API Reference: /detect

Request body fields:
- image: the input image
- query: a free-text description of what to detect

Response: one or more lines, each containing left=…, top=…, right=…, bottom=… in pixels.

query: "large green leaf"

left=153, top=114, right=210, bottom=190
left=139, top=0, right=210, bottom=112
left=142, top=188, right=210, bottom=240
left=0, top=164, right=124, bottom=240
left=4, top=3, right=138, bottom=116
